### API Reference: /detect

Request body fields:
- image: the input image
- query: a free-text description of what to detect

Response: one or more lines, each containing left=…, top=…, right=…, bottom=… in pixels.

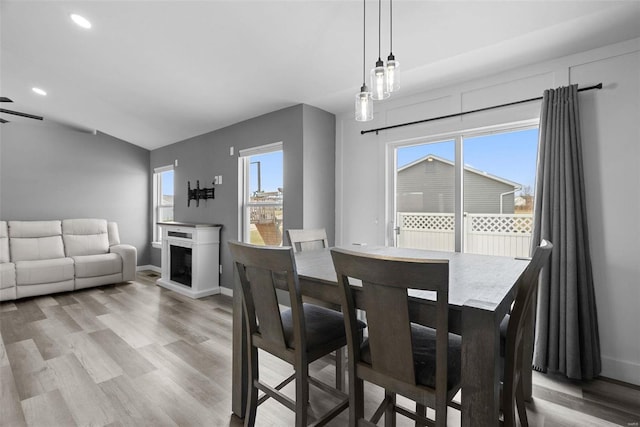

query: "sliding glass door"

left=391, top=124, right=538, bottom=257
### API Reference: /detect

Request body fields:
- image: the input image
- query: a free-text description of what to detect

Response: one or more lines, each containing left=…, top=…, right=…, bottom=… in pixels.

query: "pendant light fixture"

left=370, top=0, right=390, bottom=100
left=385, top=0, right=399, bottom=93
left=356, top=0, right=373, bottom=122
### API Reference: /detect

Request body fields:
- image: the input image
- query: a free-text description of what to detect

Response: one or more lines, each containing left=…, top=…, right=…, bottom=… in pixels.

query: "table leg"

left=461, top=301, right=501, bottom=427
left=232, top=274, right=247, bottom=418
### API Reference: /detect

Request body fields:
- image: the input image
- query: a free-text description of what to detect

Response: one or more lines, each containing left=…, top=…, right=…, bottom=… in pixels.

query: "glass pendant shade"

left=386, top=54, right=400, bottom=93
left=355, top=85, right=373, bottom=122
left=370, top=59, right=390, bottom=100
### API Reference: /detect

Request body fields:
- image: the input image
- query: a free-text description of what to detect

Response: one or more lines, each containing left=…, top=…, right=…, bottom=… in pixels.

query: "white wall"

left=335, top=38, right=640, bottom=385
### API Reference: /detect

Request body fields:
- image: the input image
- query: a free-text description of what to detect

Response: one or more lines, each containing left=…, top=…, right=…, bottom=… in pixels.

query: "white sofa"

left=0, top=219, right=137, bottom=301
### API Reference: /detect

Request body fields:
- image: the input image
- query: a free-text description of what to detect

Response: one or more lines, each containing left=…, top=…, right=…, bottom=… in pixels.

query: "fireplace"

left=157, top=222, right=222, bottom=299
left=170, top=244, right=192, bottom=287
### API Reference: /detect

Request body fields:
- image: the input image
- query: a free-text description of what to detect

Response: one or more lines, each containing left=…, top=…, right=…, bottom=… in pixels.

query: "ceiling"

left=2, top=1, right=639, bottom=150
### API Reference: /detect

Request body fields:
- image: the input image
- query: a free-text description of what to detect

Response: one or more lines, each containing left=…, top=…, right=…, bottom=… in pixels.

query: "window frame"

left=152, top=164, right=174, bottom=247
left=238, top=142, right=283, bottom=244
left=386, top=119, right=539, bottom=251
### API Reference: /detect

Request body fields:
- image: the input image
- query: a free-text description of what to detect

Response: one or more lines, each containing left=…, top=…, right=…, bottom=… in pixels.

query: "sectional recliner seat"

left=0, top=219, right=137, bottom=301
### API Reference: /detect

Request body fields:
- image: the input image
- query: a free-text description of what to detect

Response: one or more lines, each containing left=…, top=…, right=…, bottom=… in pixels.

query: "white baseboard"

left=137, top=264, right=161, bottom=273
left=220, top=286, right=233, bottom=297
left=601, top=355, right=640, bottom=386
left=156, top=278, right=221, bottom=299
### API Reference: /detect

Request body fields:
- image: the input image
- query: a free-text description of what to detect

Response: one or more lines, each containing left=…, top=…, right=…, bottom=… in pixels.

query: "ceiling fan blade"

left=0, top=97, right=13, bottom=103
left=0, top=108, right=43, bottom=120
left=0, top=118, right=9, bottom=124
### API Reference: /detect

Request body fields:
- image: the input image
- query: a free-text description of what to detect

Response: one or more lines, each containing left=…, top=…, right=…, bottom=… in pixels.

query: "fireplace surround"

left=157, top=222, right=221, bottom=298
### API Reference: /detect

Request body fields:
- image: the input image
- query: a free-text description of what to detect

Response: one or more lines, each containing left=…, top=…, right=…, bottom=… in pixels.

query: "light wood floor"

left=1, top=272, right=638, bottom=426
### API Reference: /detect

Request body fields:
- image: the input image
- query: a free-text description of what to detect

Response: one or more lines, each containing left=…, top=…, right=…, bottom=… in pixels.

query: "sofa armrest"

left=110, top=244, right=137, bottom=281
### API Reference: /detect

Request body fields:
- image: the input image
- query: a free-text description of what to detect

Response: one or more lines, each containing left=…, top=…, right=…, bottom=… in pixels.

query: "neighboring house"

left=397, top=155, right=521, bottom=214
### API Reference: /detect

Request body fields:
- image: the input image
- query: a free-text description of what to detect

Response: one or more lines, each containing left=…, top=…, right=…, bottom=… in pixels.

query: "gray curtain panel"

left=532, top=84, right=601, bottom=380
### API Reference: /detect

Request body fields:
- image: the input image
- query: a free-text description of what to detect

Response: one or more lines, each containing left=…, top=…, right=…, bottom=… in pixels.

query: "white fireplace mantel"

left=156, top=222, right=221, bottom=299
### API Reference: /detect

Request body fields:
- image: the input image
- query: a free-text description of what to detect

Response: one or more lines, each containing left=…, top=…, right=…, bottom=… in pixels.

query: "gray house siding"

left=398, top=160, right=455, bottom=212
left=397, top=158, right=517, bottom=214
left=463, top=171, right=516, bottom=213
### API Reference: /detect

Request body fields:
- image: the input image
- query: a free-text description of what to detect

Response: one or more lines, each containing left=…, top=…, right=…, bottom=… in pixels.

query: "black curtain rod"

left=360, top=83, right=603, bottom=135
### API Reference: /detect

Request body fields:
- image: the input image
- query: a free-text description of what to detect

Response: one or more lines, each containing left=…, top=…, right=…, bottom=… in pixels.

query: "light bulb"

left=386, top=54, right=399, bottom=93
left=355, top=85, right=373, bottom=122
left=370, top=59, right=390, bottom=100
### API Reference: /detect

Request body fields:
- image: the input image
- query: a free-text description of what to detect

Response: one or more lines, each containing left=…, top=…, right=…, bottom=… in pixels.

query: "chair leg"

left=415, top=404, right=427, bottom=427
left=295, top=364, right=309, bottom=427
left=244, top=346, right=259, bottom=427
left=335, top=347, right=345, bottom=391
left=502, top=381, right=516, bottom=427
left=384, top=391, right=396, bottom=427
left=349, top=375, right=364, bottom=426
left=435, top=394, right=447, bottom=427
left=515, top=378, right=529, bottom=427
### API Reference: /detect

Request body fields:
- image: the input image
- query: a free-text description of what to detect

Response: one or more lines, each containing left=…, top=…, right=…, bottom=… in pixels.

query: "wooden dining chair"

left=229, top=241, right=363, bottom=427
left=286, top=227, right=347, bottom=391
left=331, top=248, right=461, bottom=427
left=500, top=239, right=553, bottom=427
left=286, top=228, right=329, bottom=253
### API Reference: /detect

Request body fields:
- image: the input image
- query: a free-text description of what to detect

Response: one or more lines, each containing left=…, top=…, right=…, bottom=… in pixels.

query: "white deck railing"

left=397, top=212, right=534, bottom=258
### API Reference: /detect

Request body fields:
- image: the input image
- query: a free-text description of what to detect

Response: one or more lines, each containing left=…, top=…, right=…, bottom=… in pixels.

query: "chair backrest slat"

left=363, top=280, right=416, bottom=383
left=247, top=266, right=287, bottom=346
left=286, top=228, right=329, bottom=253
left=331, top=248, right=449, bottom=387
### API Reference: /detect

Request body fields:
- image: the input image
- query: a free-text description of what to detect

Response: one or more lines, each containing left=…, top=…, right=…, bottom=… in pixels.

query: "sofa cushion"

left=10, top=235, right=66, bottom=262
left=0, top=221, right=9, bottom=263
left=15, top=258, right=74, bottom=286
left=62, top=219, right=109, bottom=256
left=8, top=220, right=62, bottom=238
left=76, top=274, right=123, bottom=290
left=0, top=287, right=16, bottom=302
left=73, top=253, right=121, bottom=278
left=62, top=218, right=108, bottom=235
left=0, top=262, right=16, bottom=289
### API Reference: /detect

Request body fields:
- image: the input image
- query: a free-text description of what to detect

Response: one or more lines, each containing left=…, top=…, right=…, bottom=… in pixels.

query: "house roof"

left=398, top=154, right=522, bottom=189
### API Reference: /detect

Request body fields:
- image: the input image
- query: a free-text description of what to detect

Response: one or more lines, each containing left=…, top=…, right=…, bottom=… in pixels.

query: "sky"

left=248, top=150, right=283, bottom=194
left=161, top=170, right=174, bottom=196
left=397, top=128, right=539, bottom=194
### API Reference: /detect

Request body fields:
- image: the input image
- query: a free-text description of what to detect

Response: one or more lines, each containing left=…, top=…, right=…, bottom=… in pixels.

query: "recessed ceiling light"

left=70, top=13, right=92, bottom=29
left=32, top=87, right=47, bottom=96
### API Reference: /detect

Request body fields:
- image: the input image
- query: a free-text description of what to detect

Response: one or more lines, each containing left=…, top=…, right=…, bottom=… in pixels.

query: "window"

left=392, top=122, right=538, bottom=258
left=153, top=165, right=174, bottom=244
left=239, top=142, right=283, bottom=246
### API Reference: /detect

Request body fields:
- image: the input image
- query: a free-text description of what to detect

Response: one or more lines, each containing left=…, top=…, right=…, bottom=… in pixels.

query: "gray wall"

left=0, top=122, right=151, bottom=264
left=150, top=104, right=335, bottom=290
left=302, top=105, right=336, bottom=244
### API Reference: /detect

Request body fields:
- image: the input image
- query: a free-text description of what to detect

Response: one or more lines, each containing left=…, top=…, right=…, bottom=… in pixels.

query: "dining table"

left=231, top=245, right=530, bottom=426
